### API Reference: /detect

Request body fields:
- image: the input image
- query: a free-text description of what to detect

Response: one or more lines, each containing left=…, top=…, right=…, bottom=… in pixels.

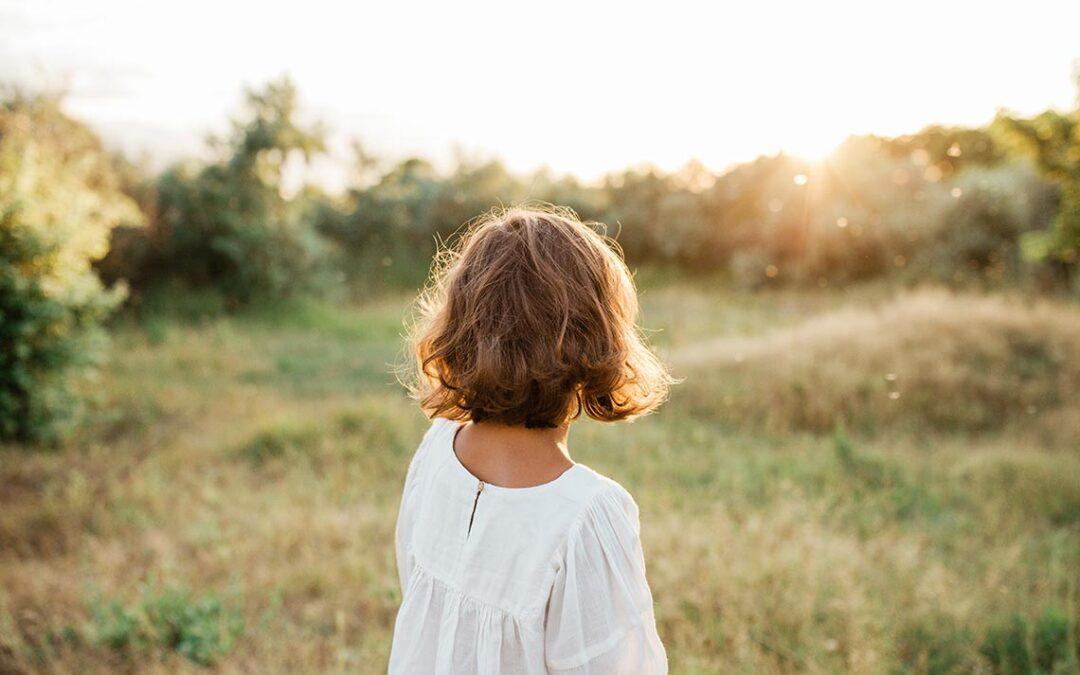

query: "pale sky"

left=2, top=0, right=1077, bottom=189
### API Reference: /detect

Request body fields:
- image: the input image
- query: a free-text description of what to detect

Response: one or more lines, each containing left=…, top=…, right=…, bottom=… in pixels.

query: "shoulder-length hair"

left=405, top=205, right=673, bottom=428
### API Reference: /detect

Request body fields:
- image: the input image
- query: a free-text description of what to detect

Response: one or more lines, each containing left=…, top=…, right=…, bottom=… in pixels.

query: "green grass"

left=85, top=584, right=243, bottom=666
left=1, top=280, right=1077, bottom=673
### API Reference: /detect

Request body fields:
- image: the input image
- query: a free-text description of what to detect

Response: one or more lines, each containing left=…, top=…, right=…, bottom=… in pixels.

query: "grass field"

left=1, top=280, right=1078, bottom=674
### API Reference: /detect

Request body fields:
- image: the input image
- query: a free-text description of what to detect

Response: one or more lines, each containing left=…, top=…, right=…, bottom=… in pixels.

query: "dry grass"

left=1, top=286, right=1077, bottom=673
left=672, top=288, right=1080, bottom=444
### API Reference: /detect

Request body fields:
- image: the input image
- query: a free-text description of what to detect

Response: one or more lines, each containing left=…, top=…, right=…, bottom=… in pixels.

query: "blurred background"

left=1, top=1, right=1078, bottom=673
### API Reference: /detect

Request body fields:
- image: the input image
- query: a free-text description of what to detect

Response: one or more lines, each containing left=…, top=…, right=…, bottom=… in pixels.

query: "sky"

left=2, top=0, right=1078, bottom=189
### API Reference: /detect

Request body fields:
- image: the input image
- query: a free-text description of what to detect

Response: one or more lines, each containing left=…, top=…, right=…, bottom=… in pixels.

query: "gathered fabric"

left=388, top=418, right=667, bottom=674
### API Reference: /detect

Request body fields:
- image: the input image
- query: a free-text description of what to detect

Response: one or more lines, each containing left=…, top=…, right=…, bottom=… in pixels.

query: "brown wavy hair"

left=405, top=205, right=673, bottom=428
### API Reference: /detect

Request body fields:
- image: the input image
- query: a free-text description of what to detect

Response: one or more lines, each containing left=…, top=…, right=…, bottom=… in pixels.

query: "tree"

left=995, top=67, right=1080, bottom=282
left=0, top=92, right=140, bottom=442
left=123, top=77, right=331, bottom=303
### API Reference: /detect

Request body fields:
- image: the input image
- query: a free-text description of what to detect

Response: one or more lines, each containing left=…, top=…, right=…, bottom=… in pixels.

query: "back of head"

left=407, top=205, right=672, bottom=428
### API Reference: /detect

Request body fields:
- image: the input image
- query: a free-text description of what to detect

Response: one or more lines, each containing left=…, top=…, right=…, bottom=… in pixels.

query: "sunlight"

left=3, top=0, right=1077, bottom=182
left=4, top=2, right=1080, bottom=672
left=783, top=132, right=845, bottom=163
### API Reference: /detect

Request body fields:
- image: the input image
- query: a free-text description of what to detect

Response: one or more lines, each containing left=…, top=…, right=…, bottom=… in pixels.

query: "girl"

left=390, top=206, right=673, bottom=674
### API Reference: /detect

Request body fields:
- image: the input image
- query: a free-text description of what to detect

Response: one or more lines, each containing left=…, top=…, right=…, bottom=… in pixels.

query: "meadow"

left=1, top=278, right=1077, bottom=674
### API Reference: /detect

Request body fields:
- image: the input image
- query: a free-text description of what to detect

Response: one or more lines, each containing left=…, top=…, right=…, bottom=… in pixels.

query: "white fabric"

left=389, top=417, right=667, bottom=675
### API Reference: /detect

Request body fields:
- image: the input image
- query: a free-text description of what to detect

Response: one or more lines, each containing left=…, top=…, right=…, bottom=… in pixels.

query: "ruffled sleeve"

left=544, top=483, right=667, bottom=674
left=395, top=417, right=448, bottom=593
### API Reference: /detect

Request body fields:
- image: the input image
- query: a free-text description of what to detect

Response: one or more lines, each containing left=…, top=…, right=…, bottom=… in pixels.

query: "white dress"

left=389, top=417, right=667, bottom=674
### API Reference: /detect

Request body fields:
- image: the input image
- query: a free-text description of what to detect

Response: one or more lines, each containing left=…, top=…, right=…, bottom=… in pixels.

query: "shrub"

left=996, top=97, right=1080, bottom=285
left=794, top=137, right=954, bottom=285
left=317, top=158, right=602, bottom=287
left=0, top=93, right=138, bottom=442
left=143, top=588, right=243, bottom=666
left=912, top=163, right=1059, bottom=286
left=86, top=585, right=242, bottom=666
left=673, top=139, right=955, bottom=285
left=87, top=600, right=140, bottom=651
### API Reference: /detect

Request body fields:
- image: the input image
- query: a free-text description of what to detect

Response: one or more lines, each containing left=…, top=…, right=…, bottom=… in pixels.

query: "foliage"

left=0, top=93, right=138, bottom=442
left=105, top=77, right=331, bottom=304
left=884, top=124, right=1005, bottom=177
left=316, top=156, right=585, bottom=286
left=913, top=162, right=1059, bottom=285
left=980, top=607, right=1076, bottom=675
left=86, top=585, right=243, bottom=666
left=314, top=130, right=1060, bottom=294
left=77, top=76, right=1076, bottom=302
left=894, top=611, right=975, bottom=675
left=995, top=73, right=1080, bottom=283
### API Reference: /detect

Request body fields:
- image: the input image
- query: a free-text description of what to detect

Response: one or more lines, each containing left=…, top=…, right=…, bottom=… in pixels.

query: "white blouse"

left=389, top=417, right=667, bottom=674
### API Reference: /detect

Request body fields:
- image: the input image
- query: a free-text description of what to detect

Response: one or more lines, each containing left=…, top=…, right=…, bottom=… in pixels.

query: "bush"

left=996, top=101, right=1080, bottom=284
left=911, top=163, right=1059, bottom=286
left=0, top=93, right=138, bottom=442
left=86, top=585, right=243, bottom=666
left=317, top=157, right=602, bottom=287
left=789, top=137, right=952, bottom=285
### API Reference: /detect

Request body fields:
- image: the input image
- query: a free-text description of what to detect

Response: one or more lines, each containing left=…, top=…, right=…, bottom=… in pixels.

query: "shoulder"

left=548, top=466, right=649, bottom=590
left=565, top=464, right=639, bottom=511
left=559, top=464, right=641, bottom=541
left=424, top=415, right=459, bottom=440
left=405, top=416, right=458, bottom=482
left=419, top=416, right=460, bottom=456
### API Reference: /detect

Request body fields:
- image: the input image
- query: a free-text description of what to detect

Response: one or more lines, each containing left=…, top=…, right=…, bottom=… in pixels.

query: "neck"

left=453, top=420, right=574, bottom=489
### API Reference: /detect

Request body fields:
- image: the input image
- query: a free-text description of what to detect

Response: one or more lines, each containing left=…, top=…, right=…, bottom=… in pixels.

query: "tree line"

left=1, top=74, right=1078, bottom=441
